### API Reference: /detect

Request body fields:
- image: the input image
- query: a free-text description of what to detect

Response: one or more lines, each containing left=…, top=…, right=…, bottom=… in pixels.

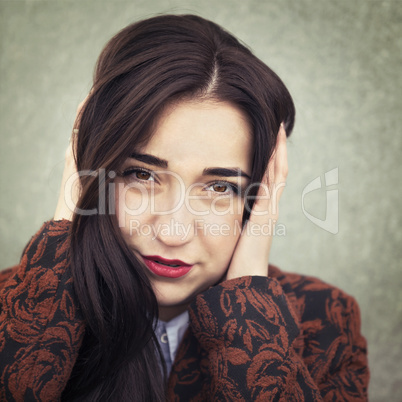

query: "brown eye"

left=122, top=167, right=155, bottom=182
left=212, top=184, right=228, bottom=193
left=206, top=181, right=240, bottom=196
left=136, top=171, right=151, bottom=180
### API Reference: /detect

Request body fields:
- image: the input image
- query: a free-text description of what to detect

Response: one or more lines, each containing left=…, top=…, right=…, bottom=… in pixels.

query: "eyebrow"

left=130, top=152, right=251, bottom=179
left=130, top=152, right=168, bottom=168
left=202, top=167, right=251, bottom=180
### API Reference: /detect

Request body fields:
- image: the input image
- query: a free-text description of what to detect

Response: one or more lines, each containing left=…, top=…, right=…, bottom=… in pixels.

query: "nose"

left=150, top=185, right=196, bottom=247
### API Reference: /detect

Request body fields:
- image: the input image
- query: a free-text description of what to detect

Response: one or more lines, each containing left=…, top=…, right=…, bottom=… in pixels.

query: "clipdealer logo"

left=301, top=167, right=339, bottom=234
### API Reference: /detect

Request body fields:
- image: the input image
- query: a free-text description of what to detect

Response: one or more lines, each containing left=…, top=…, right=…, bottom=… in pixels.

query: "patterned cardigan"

left=0, top=220, right=369, bottom=401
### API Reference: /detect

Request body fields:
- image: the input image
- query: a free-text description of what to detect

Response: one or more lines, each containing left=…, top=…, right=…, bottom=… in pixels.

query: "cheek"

left=114, top=181, right=151, bottom=232
left=201, top=213, right=243, bottom=270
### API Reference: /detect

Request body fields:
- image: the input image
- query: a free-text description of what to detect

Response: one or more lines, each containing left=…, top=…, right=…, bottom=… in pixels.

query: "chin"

left=151, top=276, right=221, bottom=309
left=155, top=291, right=193, bottom=308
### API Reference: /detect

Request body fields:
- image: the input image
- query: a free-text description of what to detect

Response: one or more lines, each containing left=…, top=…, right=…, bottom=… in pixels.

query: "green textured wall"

left=1, top=0, right=401, bottom=399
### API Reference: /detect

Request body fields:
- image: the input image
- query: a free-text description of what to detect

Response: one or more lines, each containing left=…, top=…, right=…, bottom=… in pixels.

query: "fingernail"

left=73, top=129, right=79, bottom=134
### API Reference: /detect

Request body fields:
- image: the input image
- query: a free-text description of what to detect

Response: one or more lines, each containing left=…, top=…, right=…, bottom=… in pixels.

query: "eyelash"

left=122, top=167, right=242, bottom=196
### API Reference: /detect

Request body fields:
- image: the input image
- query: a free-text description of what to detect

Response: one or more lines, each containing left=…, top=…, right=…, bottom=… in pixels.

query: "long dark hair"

left=62, top=14, right=295, bottom=401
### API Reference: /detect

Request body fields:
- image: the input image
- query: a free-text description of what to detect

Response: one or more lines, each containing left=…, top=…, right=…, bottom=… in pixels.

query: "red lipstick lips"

left=142, top=255, right=193, bottom=278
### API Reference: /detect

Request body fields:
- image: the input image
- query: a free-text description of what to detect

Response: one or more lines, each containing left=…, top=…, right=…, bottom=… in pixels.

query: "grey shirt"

left=155, top=310, right=190, bottom=376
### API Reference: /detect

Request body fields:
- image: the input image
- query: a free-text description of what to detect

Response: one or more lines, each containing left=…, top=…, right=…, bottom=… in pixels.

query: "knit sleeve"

left=0, top=220, right=85, bottom=402
left=188, top=276, right=323, bottom=401
left=168, top=275, right=368, bottom=401
left=301, top=286, right=369, bottom=400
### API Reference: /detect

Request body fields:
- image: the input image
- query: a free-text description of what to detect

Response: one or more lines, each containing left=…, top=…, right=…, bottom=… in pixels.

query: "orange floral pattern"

left=167, top=269, right=369, bottom=401
left=0, top=221, right=369, bottom=401
left=0, top=221, right=85, bottom=401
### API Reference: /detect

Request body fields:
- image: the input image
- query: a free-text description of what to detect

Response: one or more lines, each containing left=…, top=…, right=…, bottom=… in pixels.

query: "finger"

left=274, top=123, right=287, bottom=185
left=248, top=123, right=286, bottom=221
left=69, top=129, right=79, bottom=159
left=271, top=123, right=287, bottom=216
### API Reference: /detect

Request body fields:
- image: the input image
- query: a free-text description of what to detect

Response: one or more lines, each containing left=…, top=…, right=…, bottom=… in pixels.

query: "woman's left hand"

left=225, top=123, right=288, bottom=280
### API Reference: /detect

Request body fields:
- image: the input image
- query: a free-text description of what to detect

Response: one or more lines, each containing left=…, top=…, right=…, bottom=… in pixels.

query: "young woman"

left=0, top=14, right=369, bottom=401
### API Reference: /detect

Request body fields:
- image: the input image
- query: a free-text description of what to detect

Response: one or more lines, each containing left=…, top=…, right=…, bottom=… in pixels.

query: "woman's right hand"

left=53, top=96, right=88, bottom=221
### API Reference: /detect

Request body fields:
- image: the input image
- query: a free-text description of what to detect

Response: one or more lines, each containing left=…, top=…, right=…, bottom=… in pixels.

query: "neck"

left=158, top=303, right=189, bottom=322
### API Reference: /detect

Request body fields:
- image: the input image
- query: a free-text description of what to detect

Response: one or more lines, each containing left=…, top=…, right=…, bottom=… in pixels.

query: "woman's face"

left=115, top=99, right=252, bottom=321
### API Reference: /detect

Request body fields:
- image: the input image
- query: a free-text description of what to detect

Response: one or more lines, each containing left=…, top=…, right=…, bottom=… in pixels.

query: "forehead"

left=140, top=100, right=252, bottom=173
